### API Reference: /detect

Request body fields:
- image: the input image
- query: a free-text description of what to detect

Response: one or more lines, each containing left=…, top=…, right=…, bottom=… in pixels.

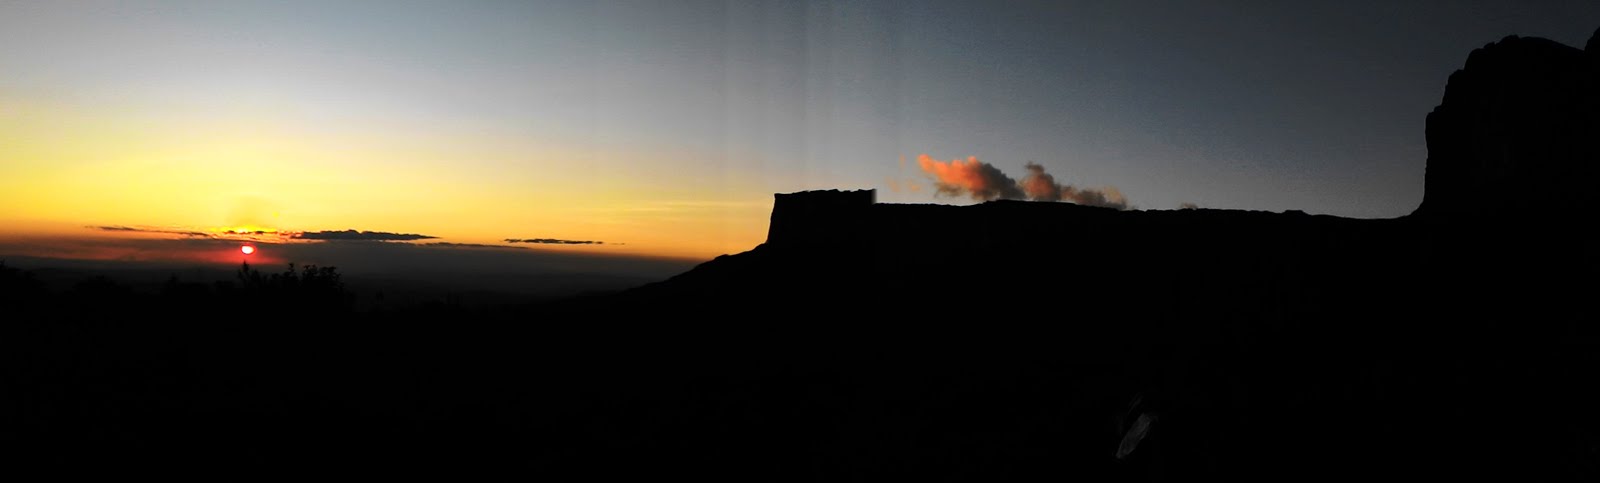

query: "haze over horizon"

left=4, top=1, right=1598, bottom=276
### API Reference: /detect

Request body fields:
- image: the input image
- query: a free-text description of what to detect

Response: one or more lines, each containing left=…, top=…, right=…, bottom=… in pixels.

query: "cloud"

left=504, top=238, right=605, bottom=245
left=295, top=230, right=437, bottom=241
left=91, top=225, right=210, bottom=237
left=1019, top=163, right=1063, bottom=201
left=885, top=177, right=924, bottom=194
left=1020, top=162, right=1129, bottom=209
left=916, top=154, right=1024, bottom=201
left=419, top=242, right=527, bottom=249
left=1179, top=202, right=1200, bottom=210
left=1061, top=185, right=1128, bottom=210
left=915, top=154, right=1130, bottom=209
left=887, top=155, right=925, bottom=194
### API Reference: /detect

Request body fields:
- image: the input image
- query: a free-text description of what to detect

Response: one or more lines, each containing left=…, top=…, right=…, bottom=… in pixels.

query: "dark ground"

left=3, top=201, right=1595, bottom=481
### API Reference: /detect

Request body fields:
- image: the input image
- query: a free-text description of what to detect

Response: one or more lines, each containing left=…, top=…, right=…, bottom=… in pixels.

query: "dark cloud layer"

left=92, top=225, right=210, bottom=237
left=420, top=242, right=527, bottom=249
left=505, top=238, right=605, bottom=245
left=296, top=230, right=437, bottom=241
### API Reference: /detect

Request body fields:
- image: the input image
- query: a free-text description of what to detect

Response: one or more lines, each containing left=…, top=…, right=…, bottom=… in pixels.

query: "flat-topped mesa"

left=766, top=189, right=875, bottom=247
left=1414, top=27, right=1600, bottom=221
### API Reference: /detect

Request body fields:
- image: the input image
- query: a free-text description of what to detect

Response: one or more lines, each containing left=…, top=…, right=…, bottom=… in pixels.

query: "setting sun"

left=241, top=245, right=255, bottom=255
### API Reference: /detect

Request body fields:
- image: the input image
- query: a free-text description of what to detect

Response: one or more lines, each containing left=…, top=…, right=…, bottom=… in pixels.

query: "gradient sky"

left=4, top=1, right=1599, bottom=263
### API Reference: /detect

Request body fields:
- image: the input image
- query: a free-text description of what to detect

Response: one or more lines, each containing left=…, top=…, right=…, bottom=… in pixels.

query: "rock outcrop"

left=765, top=189, right=874, bottom=247
left=1415, top=29, right=1600, bottom=220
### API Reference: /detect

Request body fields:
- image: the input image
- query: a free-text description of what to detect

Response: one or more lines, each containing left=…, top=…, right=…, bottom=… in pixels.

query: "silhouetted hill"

left=562, top=27, right=1600, bottom=480
left=614, top=28, right=1600, bottom=341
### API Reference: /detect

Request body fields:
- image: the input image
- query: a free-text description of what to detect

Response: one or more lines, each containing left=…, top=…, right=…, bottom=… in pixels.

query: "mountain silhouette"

left=1417, top=28, right=1600, bottom=220
left=560, top=27, right=1600, bottom=480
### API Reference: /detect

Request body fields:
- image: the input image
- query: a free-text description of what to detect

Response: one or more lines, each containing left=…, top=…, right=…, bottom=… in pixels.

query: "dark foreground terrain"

left=5, top=29, right=1600, bottom=480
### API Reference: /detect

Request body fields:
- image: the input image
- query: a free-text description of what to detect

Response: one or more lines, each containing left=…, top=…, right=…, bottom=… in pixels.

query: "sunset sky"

left=3, top=1, right=1597, bottom=268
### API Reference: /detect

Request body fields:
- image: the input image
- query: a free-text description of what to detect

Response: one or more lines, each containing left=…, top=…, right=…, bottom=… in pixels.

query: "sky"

left=3, top=1, right=1598, bottom=275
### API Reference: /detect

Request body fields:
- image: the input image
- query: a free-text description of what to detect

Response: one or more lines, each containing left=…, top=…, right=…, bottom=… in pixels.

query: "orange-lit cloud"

left=1020, top=163, right=1128, bottom=209
left=915, top=154, right=1130, bottom=209
left=916, top=154, right=1023, bottom=200
left=1019, top=163, right=1064, bottom=201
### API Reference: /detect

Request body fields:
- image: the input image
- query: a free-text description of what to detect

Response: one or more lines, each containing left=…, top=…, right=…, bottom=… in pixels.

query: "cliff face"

left=1415, top=28, right=1600, bottom=220
left=765, top=189, right=874, bottom=247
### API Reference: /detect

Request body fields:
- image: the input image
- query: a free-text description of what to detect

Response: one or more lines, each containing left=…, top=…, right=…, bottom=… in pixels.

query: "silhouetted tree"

left=235, top=261, right=351, bottom=311
left=0, top=260, right=46, bottom=310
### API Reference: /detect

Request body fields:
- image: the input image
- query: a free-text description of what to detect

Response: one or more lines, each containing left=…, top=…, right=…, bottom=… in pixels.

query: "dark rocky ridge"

left=578, top=28, right=1600, bottom=480
left=1416, top=27, right=1600, bottom=220
left=625, top=28, right=1600, bottom=330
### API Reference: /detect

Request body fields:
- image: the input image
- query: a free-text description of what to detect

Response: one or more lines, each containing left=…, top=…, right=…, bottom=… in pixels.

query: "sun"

left=241, top=245, right=255, bottom=255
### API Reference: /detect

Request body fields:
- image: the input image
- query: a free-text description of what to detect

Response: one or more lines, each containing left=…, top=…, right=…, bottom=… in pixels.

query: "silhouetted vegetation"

left=227, top=261, right=351, bottom=310
left=0, top=260, right=44, bottom=305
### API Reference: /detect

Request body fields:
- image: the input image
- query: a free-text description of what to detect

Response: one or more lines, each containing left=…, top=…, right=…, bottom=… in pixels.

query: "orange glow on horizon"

left=0, top=98, right=772, bottom=261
